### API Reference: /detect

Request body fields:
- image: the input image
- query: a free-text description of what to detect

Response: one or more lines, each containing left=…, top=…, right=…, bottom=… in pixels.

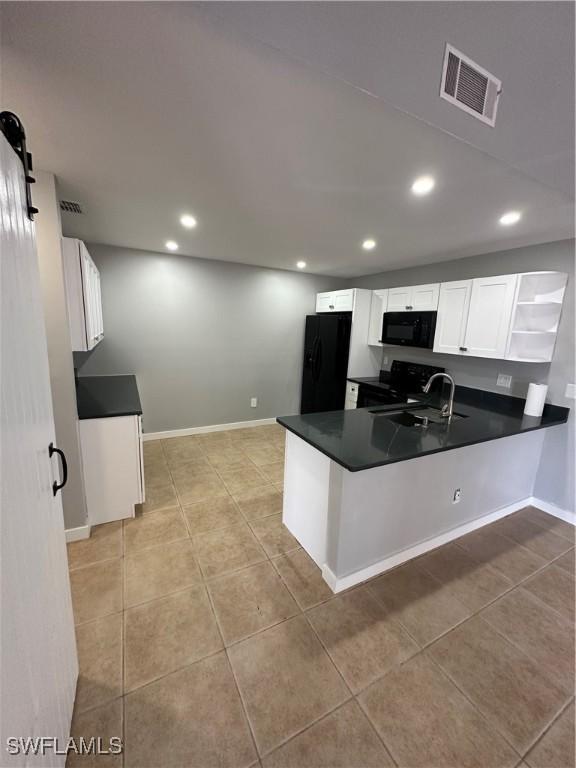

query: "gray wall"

left=353, top=239, right=575, bottom=513
left=78, top=245, right=346, bottom=433
left=36, top=172, right=88, bottom=531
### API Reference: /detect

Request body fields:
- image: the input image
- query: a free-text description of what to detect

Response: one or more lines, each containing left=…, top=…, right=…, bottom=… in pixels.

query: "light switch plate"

left=497, top=374, right=512, bottom=389
left=565, top=383, right=576, bottom=399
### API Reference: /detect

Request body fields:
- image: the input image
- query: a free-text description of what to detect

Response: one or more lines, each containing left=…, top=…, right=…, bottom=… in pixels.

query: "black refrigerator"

left=300, top=313, right=352, bottom=414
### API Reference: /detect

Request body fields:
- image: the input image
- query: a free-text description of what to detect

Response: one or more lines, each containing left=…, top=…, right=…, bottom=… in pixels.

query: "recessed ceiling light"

left=296, top=261, right=307, bottom=269
left=411, top=175, right=436, bottom=196
left=180, top=214, right=197, bottom=229
left=362, top=239, right=377, bottom=251
left=499, top=210, right=522, bottom=226
left=165, top=240, right=179, bottom=251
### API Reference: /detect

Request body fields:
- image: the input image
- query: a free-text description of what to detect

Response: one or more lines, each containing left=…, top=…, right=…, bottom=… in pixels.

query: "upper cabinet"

left=62, top=238, right=104, bottom=352
left=367, top=289, right=388, bottom=346
left=387, top=283, right=440, bottom=312
left=433, top=280, right=473, bottom=355
left=465, top=274, right=518, bottom=358
left=316, top=289, right=355, bottom=313
left=434, top=272, right=567, bottom=362
left=507, top=272, right=568, bottom=362
left=434, top=275, right=516, bottom=358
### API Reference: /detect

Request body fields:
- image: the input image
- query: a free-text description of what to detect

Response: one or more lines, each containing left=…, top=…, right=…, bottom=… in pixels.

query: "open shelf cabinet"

left=506, top=272, right=567, bottom=362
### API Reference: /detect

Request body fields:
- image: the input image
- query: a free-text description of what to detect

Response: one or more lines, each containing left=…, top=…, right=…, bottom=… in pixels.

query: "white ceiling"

left=201, top=1, right=576, bottom=199
left=2, top=2, right=574, bottom=277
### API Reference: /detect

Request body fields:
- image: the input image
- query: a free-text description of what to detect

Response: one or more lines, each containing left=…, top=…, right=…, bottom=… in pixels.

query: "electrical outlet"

left=497, top=374, right=512, bottom=389
left=452, top=488, right=461, bottom=504
left=383, top=355, right=389, bottom=366
left=250, top=397, right=258, bottom=408
left=565, top=383, right=576, bottom=400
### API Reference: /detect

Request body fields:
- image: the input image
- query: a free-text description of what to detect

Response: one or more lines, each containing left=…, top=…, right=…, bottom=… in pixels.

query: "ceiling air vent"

left=440, top=44, right=502, bottom=127
left=59, top=199, right=83, bottom=214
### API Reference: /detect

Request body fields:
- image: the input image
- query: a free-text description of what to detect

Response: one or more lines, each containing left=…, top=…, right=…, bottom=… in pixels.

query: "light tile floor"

left=67, top=424, right=575, bottom=768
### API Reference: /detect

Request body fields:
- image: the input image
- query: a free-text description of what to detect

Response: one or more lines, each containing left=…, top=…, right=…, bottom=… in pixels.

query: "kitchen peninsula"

left=277, top=390, right=569, bottom=592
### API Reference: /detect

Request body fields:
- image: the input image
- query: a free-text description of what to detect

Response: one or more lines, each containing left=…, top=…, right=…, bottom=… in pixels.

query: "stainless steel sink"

left=369, top=406, right=467, bottom=427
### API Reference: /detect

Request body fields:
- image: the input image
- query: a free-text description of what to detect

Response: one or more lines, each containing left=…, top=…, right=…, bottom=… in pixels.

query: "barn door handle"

left=49, top=443, right=68, bottom=496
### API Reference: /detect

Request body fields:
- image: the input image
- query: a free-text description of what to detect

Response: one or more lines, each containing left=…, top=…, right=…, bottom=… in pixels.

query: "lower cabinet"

left=79, top=415, right=144, bottom=525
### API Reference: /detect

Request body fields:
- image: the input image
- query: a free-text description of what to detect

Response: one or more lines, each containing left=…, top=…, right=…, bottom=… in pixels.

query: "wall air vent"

left=59, top=200, right=83, bottom=214
left=440, top=44, right=502, bottom=127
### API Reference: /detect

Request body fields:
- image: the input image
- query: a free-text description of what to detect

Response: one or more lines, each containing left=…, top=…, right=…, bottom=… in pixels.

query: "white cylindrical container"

left=524, top=383, right=548, bottom=417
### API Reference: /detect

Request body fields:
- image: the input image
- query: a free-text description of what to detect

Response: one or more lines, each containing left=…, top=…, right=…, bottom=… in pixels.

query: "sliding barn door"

left=1, top=131, right=78, bottom=764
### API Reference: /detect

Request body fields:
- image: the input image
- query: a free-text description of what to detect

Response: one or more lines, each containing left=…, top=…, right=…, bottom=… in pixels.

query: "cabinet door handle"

left=459, top=346, right=468, bottom=352
left=49, top=442, right=68, bottom=496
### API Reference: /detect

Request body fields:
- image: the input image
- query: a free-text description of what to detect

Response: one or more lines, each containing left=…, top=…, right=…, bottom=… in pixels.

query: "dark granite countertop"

left=76, top=375, right=142, bottom=420
left=277, top=387, right=569, bottom=472
left=347, top=375, right=390, bottom=387
left=347, top=376, right=391, bottom=392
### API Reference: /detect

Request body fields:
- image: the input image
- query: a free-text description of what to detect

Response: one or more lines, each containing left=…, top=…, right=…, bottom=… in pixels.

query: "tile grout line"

left=122, top=646, right=226, bottom=699
left=354, top=693, right=402, bottom=768
left=201, top=564, right=262, bottom=764
left=423, top=648, right=534, bottom=762
left=517, top=506, right=576, bottom=543
left=477, top=593, right=575, bottom=698
left=520, top=694, right=575, bottom=762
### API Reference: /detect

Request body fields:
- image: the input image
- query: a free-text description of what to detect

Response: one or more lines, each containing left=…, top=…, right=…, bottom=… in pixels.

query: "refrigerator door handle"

left=313, top=338, right=322, bottom=382
left=309, top=336, right=319, bottom=380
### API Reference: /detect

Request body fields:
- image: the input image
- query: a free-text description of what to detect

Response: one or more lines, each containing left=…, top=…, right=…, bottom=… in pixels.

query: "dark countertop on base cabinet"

left=277, top=387, right=569, bottom=472
left=76, top=375, right=142, bottom=420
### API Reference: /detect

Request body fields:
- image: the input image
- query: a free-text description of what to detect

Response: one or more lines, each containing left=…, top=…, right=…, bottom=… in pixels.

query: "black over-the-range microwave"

left=381, top=310, right=437, bottom=349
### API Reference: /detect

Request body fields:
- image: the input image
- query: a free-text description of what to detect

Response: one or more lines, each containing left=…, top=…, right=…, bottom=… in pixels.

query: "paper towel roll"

left=524, top=383, right=548, bottom=417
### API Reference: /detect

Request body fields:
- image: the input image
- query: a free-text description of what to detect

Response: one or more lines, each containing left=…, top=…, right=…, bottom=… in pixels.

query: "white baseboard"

left=530, top=497, right=576, bottom=526
left=322, top=496, right=533, bottom=593
left=143, top=417, right=278, bottom=441
left=65, top=525, right=91, bottom=543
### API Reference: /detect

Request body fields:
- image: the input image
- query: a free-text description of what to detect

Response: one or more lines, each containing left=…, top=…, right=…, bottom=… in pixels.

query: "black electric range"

left=349, top=360, right=445, bottom=408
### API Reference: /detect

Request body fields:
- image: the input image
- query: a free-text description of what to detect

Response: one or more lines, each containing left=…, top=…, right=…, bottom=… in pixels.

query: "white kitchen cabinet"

left=506, top=271, right=568, bottom=363
left=386, top=286, right=412, bottom=312
left=434, top=275, right=517, bottom=359
left=79, top=415, right=144, bottom=524
left=465, top=274, right=518, bottom=358
left=411, top=283, right=440, bottom=311
left=62, top=237, right=104, bottom=351
left=433, top=280, right=473, bottom=355
left=316, top=289, right=355, bottom=313
left=387, top=283, right=440, bottom=312
left=367, top=289, right=388, bottom=346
